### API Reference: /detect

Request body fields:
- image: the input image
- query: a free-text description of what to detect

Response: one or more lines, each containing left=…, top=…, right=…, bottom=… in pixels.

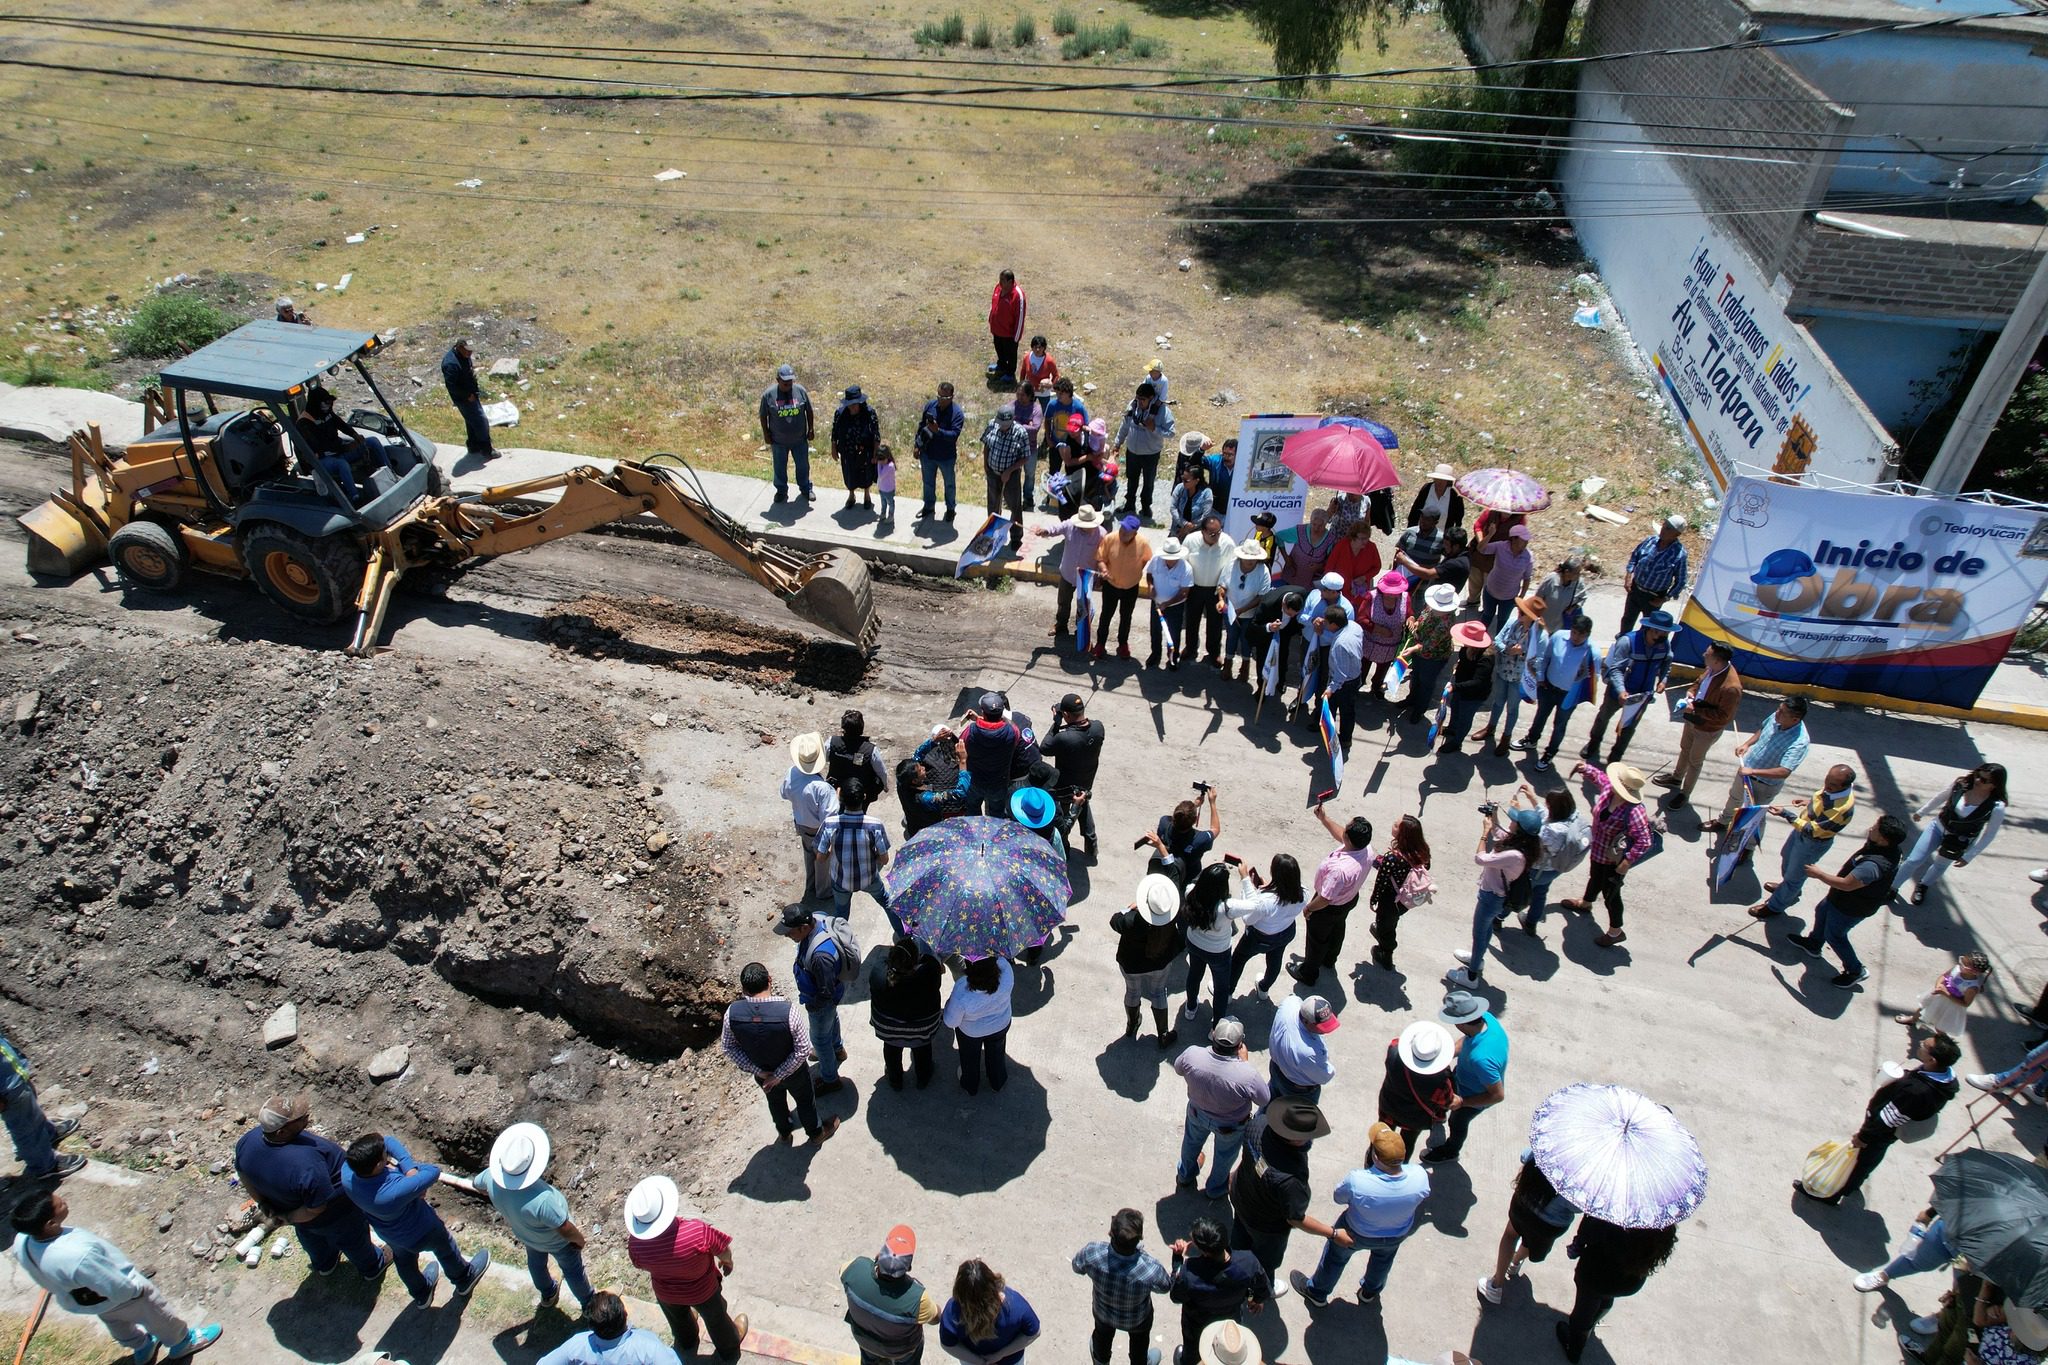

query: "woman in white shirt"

left=1220, top=854, right=1308, bottom=1000
left=1896, top=764, right=2008, bottom=907
left=943, top=957, right=1016, bottom=1095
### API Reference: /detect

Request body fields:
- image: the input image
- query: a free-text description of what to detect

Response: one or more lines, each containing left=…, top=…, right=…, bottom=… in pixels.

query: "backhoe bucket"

left=19, top=497, right=109, bottom=579
left=787, top=549, right=879, bottom=650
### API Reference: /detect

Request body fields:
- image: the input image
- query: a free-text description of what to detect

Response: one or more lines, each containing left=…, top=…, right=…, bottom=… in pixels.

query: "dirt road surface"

left=2, top=435, right=2046, bottom=1365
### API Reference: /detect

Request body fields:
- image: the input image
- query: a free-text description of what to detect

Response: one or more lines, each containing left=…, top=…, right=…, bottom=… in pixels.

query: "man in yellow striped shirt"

left=1748, top=764, right=1857, bottom=920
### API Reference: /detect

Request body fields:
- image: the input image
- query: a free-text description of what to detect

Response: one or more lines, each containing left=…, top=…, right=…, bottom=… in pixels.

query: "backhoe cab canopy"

left=159, top=320, right=387, bottom=402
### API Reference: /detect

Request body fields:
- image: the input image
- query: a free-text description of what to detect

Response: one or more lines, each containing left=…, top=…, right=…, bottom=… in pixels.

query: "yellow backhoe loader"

left=18, top=321, right=878, bottom=654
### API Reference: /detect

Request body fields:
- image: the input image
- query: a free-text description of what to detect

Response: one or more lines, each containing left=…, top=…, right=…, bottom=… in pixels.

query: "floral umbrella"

left=1529, top=1084, right=1707, bottom=1229
left=1280, top=425, right=1401, bottom=495
left=885, top=816, right=1070, bottom=960
left=1455, top=466, right=1552, bottom=513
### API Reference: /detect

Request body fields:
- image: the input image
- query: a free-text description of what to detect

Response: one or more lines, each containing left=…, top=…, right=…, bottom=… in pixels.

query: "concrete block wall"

left=1783, top=226, right=2045, bottom=322
left=1581, top=0, right=1845, bottom=276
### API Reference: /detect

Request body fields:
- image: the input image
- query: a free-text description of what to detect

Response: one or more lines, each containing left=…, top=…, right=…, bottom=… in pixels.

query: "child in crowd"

left=876, top=445, right=897, bottom=526
left=1897, top=951, right=1991, bottom=1038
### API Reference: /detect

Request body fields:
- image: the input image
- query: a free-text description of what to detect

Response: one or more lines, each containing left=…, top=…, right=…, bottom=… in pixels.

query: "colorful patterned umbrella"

left=1455, top=466, right=1551, bottom=513
left=1318, top=415, right=1401, bottom=449
left=1280, top=425, right=1401, bottom=495
left=1529, top=1084, right=1707, bottom=1229
left=885, top=816, right=1071, bottom=960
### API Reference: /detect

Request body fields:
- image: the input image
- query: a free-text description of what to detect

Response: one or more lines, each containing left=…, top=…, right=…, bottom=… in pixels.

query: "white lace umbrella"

left=1529, top=1083, right=1708, bottom=1229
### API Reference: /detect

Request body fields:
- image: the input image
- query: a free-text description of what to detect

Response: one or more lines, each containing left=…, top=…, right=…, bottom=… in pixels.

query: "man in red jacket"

left=988, top=269, right=1028, bottom=386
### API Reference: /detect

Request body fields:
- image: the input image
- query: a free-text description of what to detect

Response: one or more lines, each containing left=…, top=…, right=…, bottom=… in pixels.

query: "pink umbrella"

left=1455, top=466, right=1552, bottom=513
left=1280, top=425, right=1400, bottom=495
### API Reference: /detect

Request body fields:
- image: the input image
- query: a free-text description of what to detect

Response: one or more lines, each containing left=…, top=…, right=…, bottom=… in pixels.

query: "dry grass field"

left=0, top=0, right=1704, bottom=558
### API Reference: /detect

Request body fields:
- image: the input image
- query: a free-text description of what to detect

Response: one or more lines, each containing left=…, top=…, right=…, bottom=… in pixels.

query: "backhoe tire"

left=108, top=520, right=187, bottom=594
left=239, top=525, right=366, bottom=624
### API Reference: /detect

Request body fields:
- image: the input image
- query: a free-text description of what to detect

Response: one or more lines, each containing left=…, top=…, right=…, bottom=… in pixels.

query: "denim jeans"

left=2, top=1082, right=58, bottom=1176
left=835, top=876, right=903, bottom=933
left=1800, top=898, right=1866, bottom=974
left=1992, top=1041, right=2048, bottom=1096
left=1225, top=924, right=1297, bottom=997
left=1765, top=828, right=1831, bottom=912
left=808, top=1005, right=844, bottom=1083
left=527, top=1244, right=594, bottom=1305
left=1268, top=1063, right=1320, bottom=1105
left=456, top=398, right=493, bottom=455
left=1894, top=820, right=1958, bottom=892
left=1306, top=1229, right=1410, bottom=1299
left=1484, top=670, right=1523, bottom=741
left=967, top=777, right=1012, bottom=817
left=1177, top=1107, right=1247, bottom=1198
left=1150, top=599, right=1188, bottom=661
left=919, top=457, right=957, bottom=512
left=1466, top=888, right=1508, bottom=978
left=1521, top=680, right=1572, bottom=756
left=1480, top=592, right=1516, bottom=634
left=1184, top=944, right=1232, bottom=1014
left=1881, top=1218, right=1954, bottom=1280
left=1522, top=869, right=1561, bottom=927
left=390, top=1215, right=478, bottom=1301
left=296, top=1206, right=383, bottom=1277
left=772, top=441, right=812, bottom=499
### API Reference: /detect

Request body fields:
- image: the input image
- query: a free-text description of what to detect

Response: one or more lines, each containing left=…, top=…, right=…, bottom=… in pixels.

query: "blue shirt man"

left=537, top=1291, right=683, bottom=1365
left=1423, top=994, right=1507, bottom=1165
left=1585, top=610, right=1674, bottom=764
left=1710, top=696, right=1813, bottom=829
left=341, top=1133, right=490, bottom=1302
left=441, top=339, right=494, bottom=458
left=234, top=1096, right=386, bottom=1278
left=1300, top=1121, right=1431, bottom=1305
left=778, top=906, right=848, bottom=1091
left=1622, top=516, right=1689, bottom=631
left=915, top=386, right=968, bottom=519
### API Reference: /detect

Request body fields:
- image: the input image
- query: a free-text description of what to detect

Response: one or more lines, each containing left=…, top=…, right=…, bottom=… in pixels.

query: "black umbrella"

left=1933, top=1148, right=2048, bottom=1307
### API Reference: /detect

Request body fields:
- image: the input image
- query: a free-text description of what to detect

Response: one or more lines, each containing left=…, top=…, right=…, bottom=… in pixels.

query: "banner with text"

left=1222, top=415, right=1322, bottom=549
left=1676, top=476, right=2048, bottom=709
left=1650, top=236, right=1892, bottom=490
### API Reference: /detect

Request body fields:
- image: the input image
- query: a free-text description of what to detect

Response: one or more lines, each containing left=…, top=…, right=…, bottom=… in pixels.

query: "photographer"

left=1508, top=783, right=1589, bottom=937
left=1445, top=805, right=1538, bottom=990
left=1040, top=694, right=1105, bottom=855
left=1141, top=786, right=1222, bottom=886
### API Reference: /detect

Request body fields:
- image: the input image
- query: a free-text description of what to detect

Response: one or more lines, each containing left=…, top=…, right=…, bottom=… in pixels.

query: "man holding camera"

left=1040, top=693, right=1105, bottom=855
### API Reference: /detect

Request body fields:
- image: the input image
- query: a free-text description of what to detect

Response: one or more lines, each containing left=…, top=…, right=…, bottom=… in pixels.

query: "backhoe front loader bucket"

left=788, top=548, right=879, bottom=650
left=20, top=495, right=109, bottom=579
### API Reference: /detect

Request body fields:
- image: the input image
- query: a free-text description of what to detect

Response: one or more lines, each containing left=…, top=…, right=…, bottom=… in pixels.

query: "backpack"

left=1396, top=864, right=1436, bottom=909
left=808, top=918, right=865, bottom=989
left=1549, top=815, right=1592, bottom=878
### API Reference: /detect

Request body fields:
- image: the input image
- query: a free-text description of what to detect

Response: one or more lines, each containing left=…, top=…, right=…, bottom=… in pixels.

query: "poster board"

left=1221, top=414, right=1321, bottom=549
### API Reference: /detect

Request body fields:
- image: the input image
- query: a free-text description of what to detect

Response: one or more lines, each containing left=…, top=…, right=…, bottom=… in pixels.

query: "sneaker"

left=1268, top=1275, right=1290, bottom=1299
left=362, top=1246, right=393, bottom=1281
left=802, top=489, right=817, bottom=503
left=1853, top=1270, right=1888, bottom=1292
left=1833, top=967, right=1870, bottom=989
left=538, top=1286, right=561, bottom=1310
left=1452, top=950, right=1474, bottom=965
left=51, top=1117, right=78, bottom=1140
left=1910, top=885, right=1929, bottom=906
left=1356, top=1287, right=1379, bottom=1305
left=771, top=492, right=788, bottom=504
left=410, top=1261, right=442, bottom=1305
left=1909, top=1314, right=1941, bottom=1337
left=2032, top=868, right=2048, bottom=885
left=453, top=1248, right=491, bottom=1296
left=1513, top=737, right=1535, bottom=752
left=1532, top=755, right=1553, bottom=772
left=33, top=1153, right=88, bottom=1181
left=163, top=1326, right=221, bottom=1361
left=1788, top=935, right=1823, bottom=959
left=130, top=1342, right=160, bottom=1365
left=1967, top=1073, right=2004, bottom=1092
left=1290, top=1270, right=1328, bottom=1307
left=1444, top=967, right=1481, bottom=989
left=1476, top=1274, right=1503, bottom=1305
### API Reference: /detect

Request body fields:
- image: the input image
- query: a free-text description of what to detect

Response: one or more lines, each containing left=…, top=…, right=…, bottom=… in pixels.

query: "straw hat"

left=1422, top=583, right=1460, bottom=614
left=1158, top=538, right=1189, bottom=563
left=1607, top=763, right=1648, bottom=805
left=1199, top=1321, right=1261, bottom=1365
left=1451, top=621, right=1492, bottom=650
left=487, top=1122, right=551, bottom=1192
left=624, top=1175, right=681, bottom=1240
left=789, top=732, right=825, bottom=775
left=1397, top=1019, right=1455, bottom=1075
left=1233, top=541, right=1268, bottom=563
left=1072, top=504, right=1104, bottom=529
left=1134, top=872, right=1181, bottom=926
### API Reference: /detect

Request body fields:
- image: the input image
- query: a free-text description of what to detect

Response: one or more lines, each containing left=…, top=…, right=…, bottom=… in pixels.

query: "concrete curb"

left=1666, top=664, right=2048, bottom=733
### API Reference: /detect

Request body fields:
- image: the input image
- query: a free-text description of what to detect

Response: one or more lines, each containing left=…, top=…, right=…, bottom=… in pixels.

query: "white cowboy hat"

left=1072, top=504, right=1104, bottom=529
left=1423, top=583, right=1460, bottom=614
left=1158, top=538, right=1189, bottom=562
left=1199, top=1320, right=1261, bottom=1365
left=1398, top=1020, right=1456, bottom=1075
left=2009, top=1305, right=2048, bottom=1352
left=789, top=732, right=825, bottom=775
left=1233, top=542, right=1268, bottom=562
left=488, top=1122, right=551, bottom=1192
left=1429, top=462, right=1456, bottom=482
left=1134, top=872, right=1181, bottom=926
left=624, top=1174, right=681, bottom=1240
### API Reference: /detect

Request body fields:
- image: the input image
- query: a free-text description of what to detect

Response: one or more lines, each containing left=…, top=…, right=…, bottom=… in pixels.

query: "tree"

left=1246, top=0, right=1427, bottom=85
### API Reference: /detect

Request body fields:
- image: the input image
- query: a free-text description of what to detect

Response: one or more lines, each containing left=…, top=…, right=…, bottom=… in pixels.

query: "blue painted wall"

left=1802, top=313, right=1987, bottom=433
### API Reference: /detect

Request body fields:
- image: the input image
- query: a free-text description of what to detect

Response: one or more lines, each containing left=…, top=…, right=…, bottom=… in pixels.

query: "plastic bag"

left=1799, top=1138, right=1857, bottom=1199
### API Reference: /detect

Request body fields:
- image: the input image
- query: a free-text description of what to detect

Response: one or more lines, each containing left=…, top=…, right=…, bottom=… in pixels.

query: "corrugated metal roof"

left=157, top=320, right=382, bottom=401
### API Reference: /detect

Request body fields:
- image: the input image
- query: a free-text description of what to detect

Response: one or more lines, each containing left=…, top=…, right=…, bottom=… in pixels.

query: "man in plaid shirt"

left=1557, top=763, right=1654, bottom=950
left=1071, top=1208, right=1170, bottom=1365
left=981, top=408, right=1033, bottom=553
left=813, top=779, right=899, bottom=930
left=720, top=962, right=839, bottom=1146
left=1620, top=515, right=1689, bottom=632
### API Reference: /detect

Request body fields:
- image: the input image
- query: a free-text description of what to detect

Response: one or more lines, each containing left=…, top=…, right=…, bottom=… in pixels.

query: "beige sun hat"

left=789, top=732, right=825, bottom=775
left=1607, top=763, right=1648, bottom=805
left=1072, top=504, right=1104, bottom=529
left=1200, top=1321, right=1262, bottom=1365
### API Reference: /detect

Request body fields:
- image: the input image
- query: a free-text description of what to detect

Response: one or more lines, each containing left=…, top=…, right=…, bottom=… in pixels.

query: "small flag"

left=1317, top=694, right=1346, bottom=798
left=1713, top=801, right=1770, bottom=889
left=1224, top=595, right=1239, bottom=628
left=955, top=514, right=1012, bottom=578
left=1260, top=633, right=1280, bottom=696
left=1619, top=692, right=1650, bottom=731
left=1158, top=606, right=1179, bottom=661
left=1386, top=654, right=1410, bottom=703
left=1074, top=568, right=1096, bottom=653
left=1425, top=679, right=1452, bottom=747
left=1560, top=670, right=1594, bottom=716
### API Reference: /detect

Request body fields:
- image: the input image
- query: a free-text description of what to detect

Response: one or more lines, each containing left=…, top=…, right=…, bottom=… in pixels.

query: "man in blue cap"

left=1581, top=609, right=1675, bottom=764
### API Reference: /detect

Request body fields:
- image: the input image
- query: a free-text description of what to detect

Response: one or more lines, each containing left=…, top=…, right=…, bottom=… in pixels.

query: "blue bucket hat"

left=1010, top=786, right=1057, bottom=830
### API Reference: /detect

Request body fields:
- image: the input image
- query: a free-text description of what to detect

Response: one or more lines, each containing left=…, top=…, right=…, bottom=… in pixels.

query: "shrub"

left=4, top=350, right=63, bottom=387
left=913, top=12, right=966, bottom=44
left=1051, top=7, right=1078, bottom=35
left=971, top=16, right=994, bottom=47
left=118, top=294, right=233, bottom=359
left=1012, top=14, right=1036, bottom=45
left=1062, top=19, right=1146, bottom=59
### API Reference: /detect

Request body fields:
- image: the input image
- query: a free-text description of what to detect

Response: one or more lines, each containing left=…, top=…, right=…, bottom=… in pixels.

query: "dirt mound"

left=539, top=593, right=872, bottom=694
left=0, top=633, right=748, bottom=1177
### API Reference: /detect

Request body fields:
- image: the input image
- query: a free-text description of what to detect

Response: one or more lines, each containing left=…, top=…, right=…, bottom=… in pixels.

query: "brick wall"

left=1783, top=226, right=2043, bottom=321
left=1581, top=0, right=1846, bottom=276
